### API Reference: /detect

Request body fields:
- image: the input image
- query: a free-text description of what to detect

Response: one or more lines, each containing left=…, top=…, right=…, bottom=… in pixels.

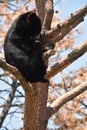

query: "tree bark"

left=24, top=82, right=48, bottom=130
left=43, top=0, right=54, bottom=30
left=35, top=0, right=45, bottom=24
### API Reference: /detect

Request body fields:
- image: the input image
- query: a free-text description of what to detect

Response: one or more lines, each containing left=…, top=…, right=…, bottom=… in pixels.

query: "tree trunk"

left=24, top=82, right=48, bottom=130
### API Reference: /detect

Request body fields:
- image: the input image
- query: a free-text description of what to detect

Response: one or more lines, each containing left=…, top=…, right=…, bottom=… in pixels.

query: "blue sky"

left=54, top=0, right=87, bottom=19
left=54, top=0, right=87, bottom=40
left=53, top=0, right=87, bottom=74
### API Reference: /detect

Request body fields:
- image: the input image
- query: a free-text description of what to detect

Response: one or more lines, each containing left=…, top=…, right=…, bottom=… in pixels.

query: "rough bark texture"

left=24, top=82, right=48, bottom=130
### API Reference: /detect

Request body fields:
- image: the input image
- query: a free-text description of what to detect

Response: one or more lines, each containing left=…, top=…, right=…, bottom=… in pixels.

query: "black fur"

left=4, top=12, right=47, bottom=82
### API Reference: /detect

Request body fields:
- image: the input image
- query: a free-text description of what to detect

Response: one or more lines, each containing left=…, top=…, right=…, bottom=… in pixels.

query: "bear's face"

left=14, top=12, right=42, bottom=37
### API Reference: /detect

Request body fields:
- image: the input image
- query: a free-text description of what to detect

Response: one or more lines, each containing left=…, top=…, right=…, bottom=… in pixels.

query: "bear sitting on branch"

left=4, top=11, right=48, bottom=83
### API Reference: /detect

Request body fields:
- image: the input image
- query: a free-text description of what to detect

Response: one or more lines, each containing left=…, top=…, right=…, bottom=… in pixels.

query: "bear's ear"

left=28, top=12, right=37, bottom=21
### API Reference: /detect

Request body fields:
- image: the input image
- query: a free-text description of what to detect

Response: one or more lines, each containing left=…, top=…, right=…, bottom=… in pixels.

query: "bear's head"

left=14, top=11, right=42, bottom=38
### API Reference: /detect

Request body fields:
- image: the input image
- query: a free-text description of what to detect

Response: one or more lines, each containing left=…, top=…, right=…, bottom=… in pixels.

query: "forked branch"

left=41, top=4, right=87, bottom=46
left=46, top=81, right=87, bottom=119
left=0, top=59, right=29, bottom=91
left=46, top=41, right=87, bottom=79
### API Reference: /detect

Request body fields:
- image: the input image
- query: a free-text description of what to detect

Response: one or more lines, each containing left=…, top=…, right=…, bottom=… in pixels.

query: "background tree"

left=0, top=0, right=87, bottom=130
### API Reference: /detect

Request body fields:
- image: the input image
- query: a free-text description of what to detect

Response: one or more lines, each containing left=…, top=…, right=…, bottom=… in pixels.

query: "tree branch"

left=0, top=78, right=18, bottom=127
left=35, top=0, right=45, bottom=24
left=46, top=81, right=87, bottom=119
left=41, top=4, right=87, bottom=46
left=0, top=59, right=29, bottom=91
left=43, top=0, right=54, bottom=30
left=46, top=41, right=87, bottom=79
left=43, top=49, right=55, bottom=61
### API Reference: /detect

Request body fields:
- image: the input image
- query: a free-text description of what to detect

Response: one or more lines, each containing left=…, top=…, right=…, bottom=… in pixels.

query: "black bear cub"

left=4, top=11, right=48, bottom=83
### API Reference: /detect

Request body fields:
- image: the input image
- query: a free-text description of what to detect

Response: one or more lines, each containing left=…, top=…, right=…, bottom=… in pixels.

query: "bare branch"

left=43, top=49, right=55, bottom=61
left=41, top=4, right=87, bottom=46
left=0, top=104, right=23, bottom=108
left=35, top=0, right=45, bottom=24
left=46, top=41, right=87, bottom=79
left=0, top=78, right=18, bottom=127
left=0, top=59, right=30, bottom=91
left=43, top=0, right=54, bottom=30
left=47, top=81, right=87, bottom=119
